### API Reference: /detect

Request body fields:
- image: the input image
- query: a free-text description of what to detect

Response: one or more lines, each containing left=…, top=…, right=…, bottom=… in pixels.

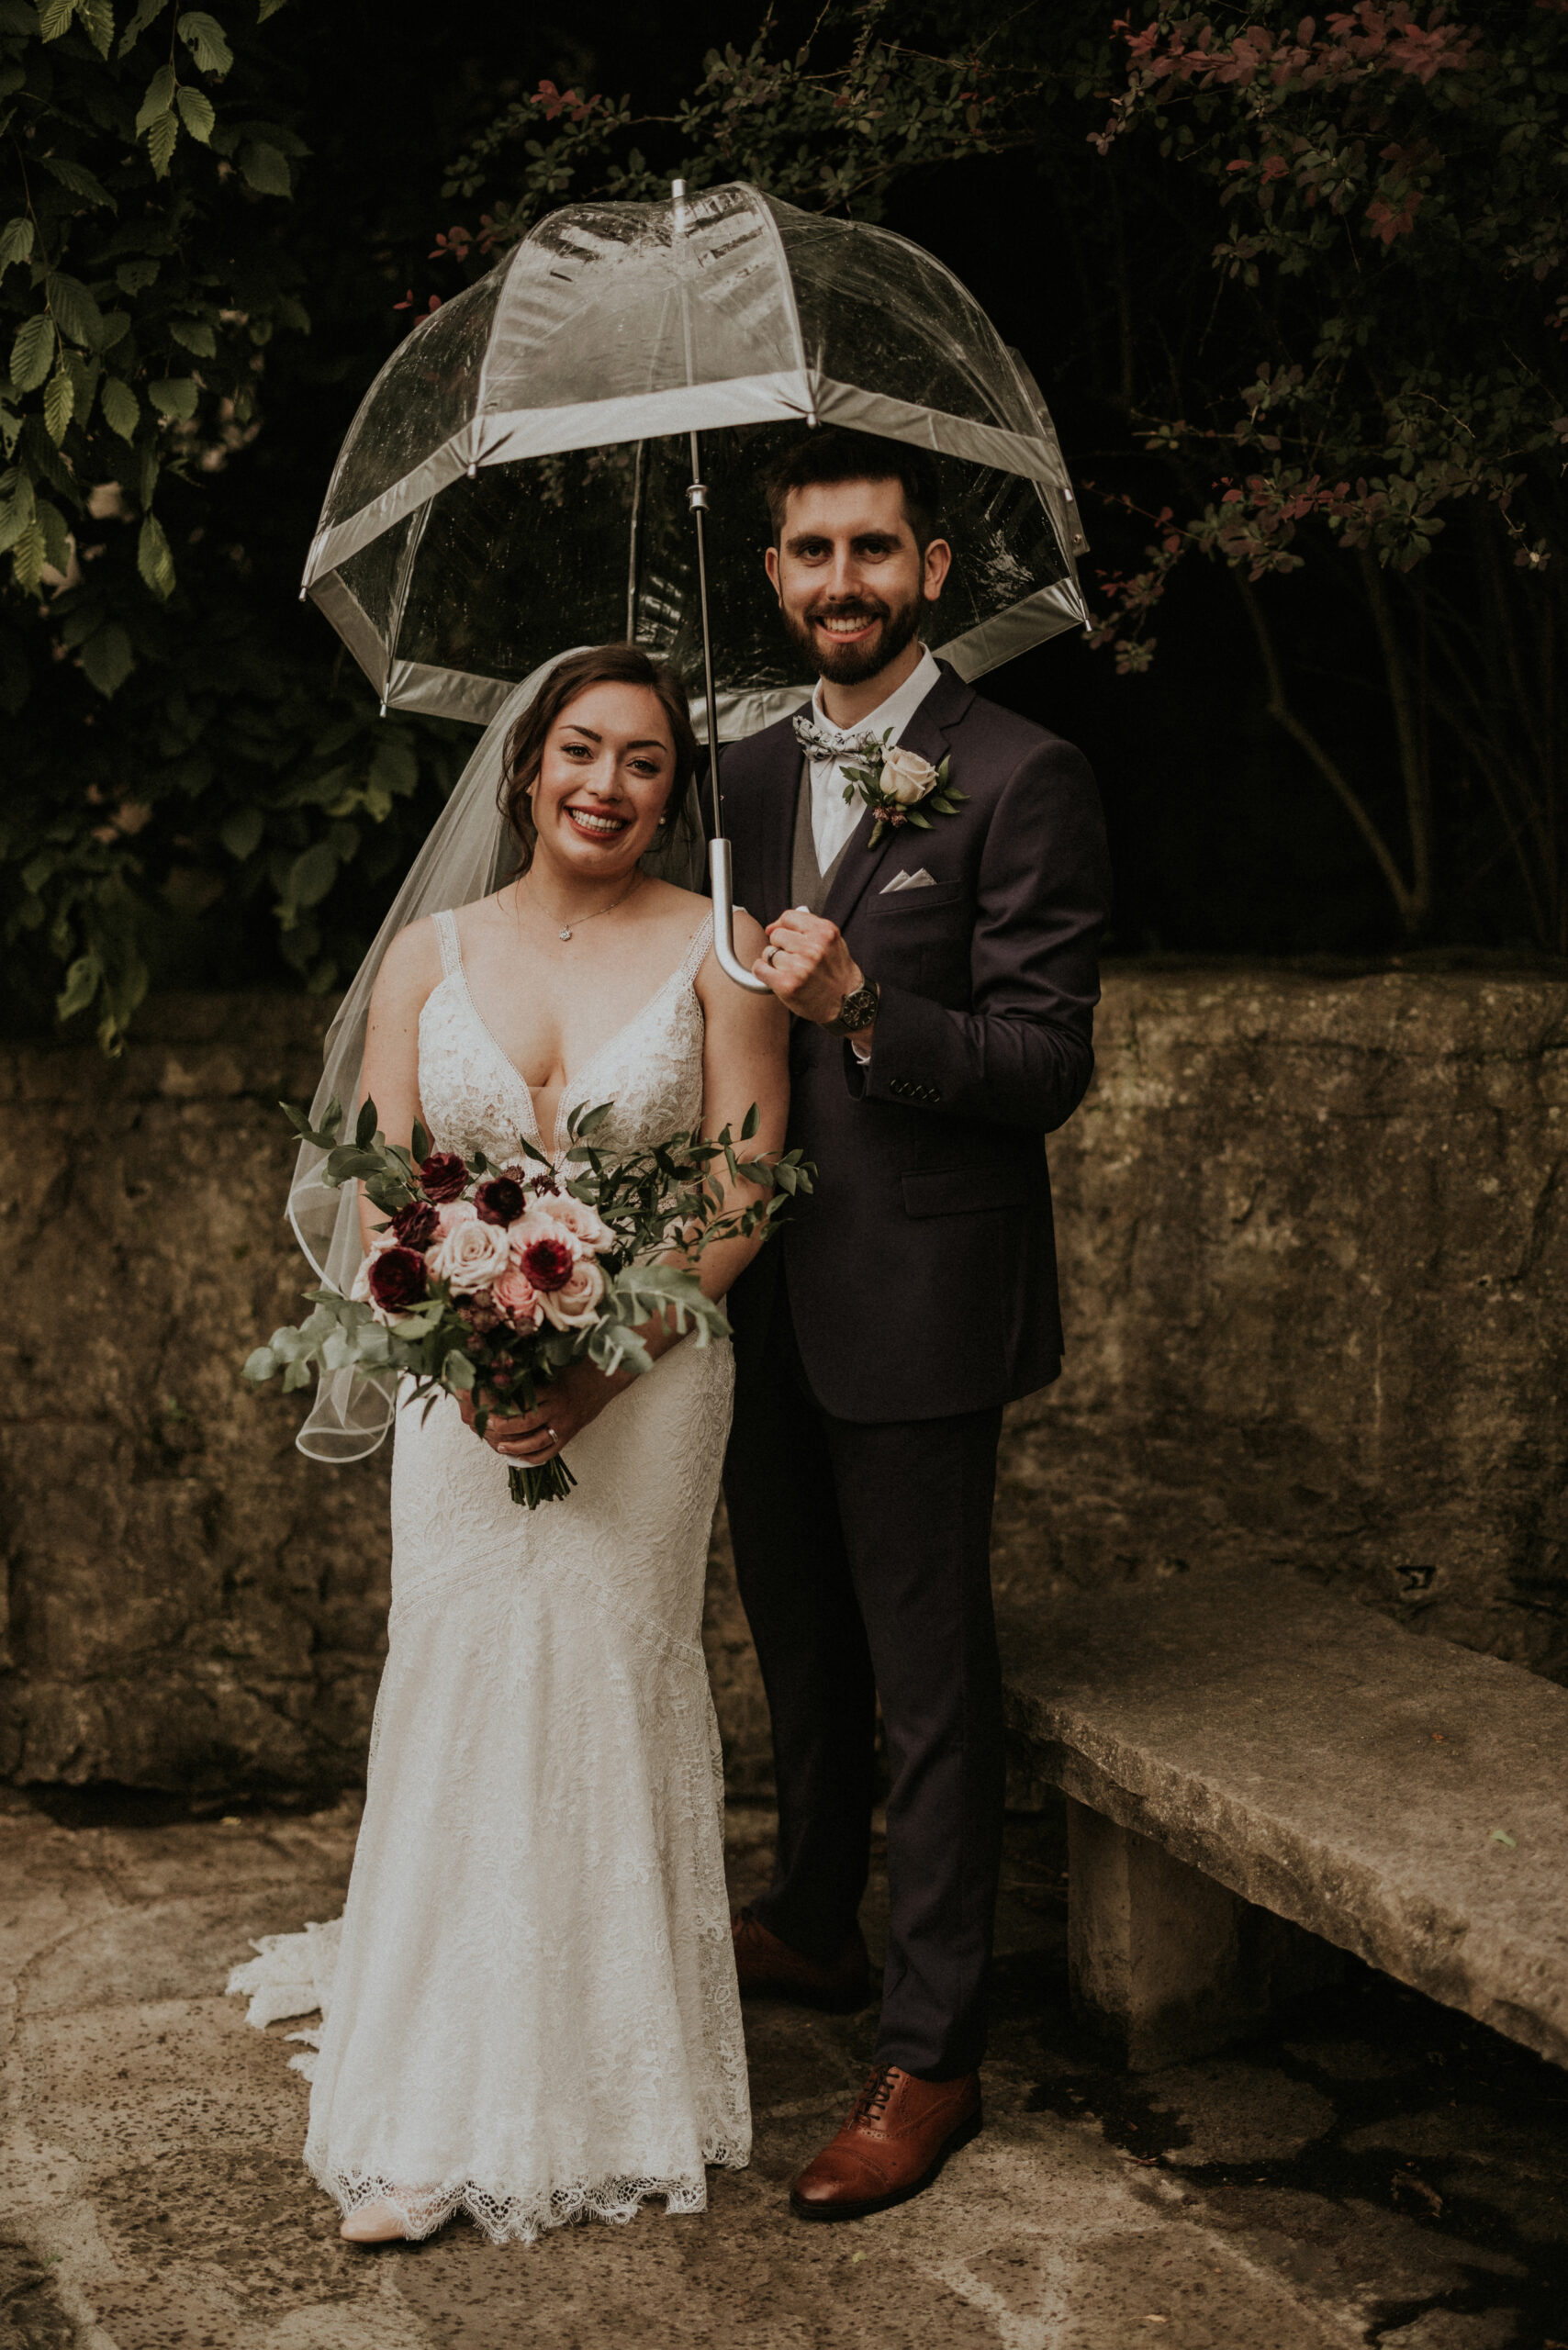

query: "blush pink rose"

left=546, top=1193, right=614, bottom=1253
left=491, top=1264, right=543, bottom=1331
left=541, top=1255, right=606, bottom=1330
left=435, top=1200, right=477, bottom=1237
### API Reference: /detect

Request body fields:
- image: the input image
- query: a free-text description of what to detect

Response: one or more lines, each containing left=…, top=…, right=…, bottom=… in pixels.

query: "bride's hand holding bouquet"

left=245, top=1093, right=812, bottom=1507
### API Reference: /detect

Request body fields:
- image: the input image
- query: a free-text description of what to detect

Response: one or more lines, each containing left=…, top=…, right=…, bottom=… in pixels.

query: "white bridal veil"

left=285, top=649, right=705, bottom=1464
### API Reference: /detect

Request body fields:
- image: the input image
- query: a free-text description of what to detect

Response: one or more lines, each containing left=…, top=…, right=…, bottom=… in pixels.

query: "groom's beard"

left=784, top=588, right=924, bottom=688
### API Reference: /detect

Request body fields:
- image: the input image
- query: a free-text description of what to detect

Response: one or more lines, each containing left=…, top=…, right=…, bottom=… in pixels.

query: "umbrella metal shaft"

left=680, top=345, right=769, bottom=992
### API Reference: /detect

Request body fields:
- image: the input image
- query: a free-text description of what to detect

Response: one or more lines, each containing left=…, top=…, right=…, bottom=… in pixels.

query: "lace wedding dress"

left=229, top=909, right=749, bottom=2243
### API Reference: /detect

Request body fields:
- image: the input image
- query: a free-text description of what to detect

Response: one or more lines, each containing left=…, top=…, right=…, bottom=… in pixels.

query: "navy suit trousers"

left=722, top=1287, right=1005, bottom=2080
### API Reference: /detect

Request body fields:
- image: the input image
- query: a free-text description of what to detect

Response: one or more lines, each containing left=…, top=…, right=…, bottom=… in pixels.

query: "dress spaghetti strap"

left=431, top=909, right=462, bottom=979
left=679, top=910, right=714, bottom=989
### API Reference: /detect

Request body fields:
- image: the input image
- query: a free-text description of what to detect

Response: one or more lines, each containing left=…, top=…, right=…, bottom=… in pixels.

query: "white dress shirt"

left=806, top=645, right=943, bottom=875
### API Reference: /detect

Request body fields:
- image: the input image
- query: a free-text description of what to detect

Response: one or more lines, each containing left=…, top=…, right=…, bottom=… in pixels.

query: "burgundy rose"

left=475, top=1173, right=528, bottom=1227
left=367, top=1246, right=429, bottom=1315
left=417, top=1150, right=468, bottom=1203
left=391, top=1199, right=440, bottom=1249
left=519, top=1234, right=575, bottom=1293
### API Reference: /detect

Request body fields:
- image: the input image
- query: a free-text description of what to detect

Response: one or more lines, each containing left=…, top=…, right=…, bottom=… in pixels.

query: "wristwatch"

left=827, top=977, right=879, bottom=1037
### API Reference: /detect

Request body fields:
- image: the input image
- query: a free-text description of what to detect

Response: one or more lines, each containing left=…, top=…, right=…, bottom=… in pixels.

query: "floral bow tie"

left=791, top=711, right=879, bottom=764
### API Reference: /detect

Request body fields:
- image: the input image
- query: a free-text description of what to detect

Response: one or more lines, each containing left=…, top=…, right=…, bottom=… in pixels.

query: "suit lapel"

left=725, top=721, right=799, bottom=924
left=821, top=663, right=976, bottom=934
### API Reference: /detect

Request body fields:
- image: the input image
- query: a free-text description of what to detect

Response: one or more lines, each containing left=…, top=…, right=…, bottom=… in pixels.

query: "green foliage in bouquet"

left=244, top=1095, right=812, bottom=1507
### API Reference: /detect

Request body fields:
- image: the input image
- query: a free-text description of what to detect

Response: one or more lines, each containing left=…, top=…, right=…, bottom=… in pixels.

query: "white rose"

left=540, top=1255, right=607, bottom=1330
left=350, top=1255, right=374, bottom=1301
left=429, top=1217, right=511, bottom=1293
left=879, top=746, right=940, bottom=806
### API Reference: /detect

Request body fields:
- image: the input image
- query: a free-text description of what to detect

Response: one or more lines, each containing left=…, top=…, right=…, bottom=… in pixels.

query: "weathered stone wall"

left=2, top=969, right=1563, bottom=1795
left=992, top=968, right=1568, bottom=1684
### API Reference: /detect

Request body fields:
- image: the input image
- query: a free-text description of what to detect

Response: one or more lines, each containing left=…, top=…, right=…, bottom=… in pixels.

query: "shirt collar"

left=809, top=645, right=942, bottom=753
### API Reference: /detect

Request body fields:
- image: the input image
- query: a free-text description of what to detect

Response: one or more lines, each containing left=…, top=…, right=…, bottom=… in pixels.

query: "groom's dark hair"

left=499, top=643, right=697, bottom=874
left=762, top=430, right=943, bottom=555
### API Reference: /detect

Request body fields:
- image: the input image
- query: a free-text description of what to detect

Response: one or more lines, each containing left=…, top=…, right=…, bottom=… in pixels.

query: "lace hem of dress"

left=320, top=2146, right=750, bottom=2246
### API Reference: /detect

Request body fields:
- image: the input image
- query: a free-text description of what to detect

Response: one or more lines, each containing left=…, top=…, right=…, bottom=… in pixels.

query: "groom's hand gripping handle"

left=754, top=908, right=878, bottom=1056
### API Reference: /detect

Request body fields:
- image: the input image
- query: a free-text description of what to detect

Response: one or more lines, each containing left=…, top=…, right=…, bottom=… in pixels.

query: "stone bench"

left=996, top=1565, right=1568, bottom=2072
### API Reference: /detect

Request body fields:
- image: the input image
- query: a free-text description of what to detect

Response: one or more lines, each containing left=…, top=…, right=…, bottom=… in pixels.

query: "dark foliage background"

left=4, top=0, right=1563, bottom=1050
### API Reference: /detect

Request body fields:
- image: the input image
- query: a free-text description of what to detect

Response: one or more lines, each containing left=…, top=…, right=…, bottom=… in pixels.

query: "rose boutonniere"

left=840, top=733, right=969, bottom=849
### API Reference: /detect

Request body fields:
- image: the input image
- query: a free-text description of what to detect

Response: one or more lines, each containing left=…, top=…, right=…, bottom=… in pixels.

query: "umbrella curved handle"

left=709, top=838, right=772, bottom=994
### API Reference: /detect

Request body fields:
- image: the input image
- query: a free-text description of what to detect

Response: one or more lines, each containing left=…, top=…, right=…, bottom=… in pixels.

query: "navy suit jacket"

left=713, top=662, right=1110, bottom=1422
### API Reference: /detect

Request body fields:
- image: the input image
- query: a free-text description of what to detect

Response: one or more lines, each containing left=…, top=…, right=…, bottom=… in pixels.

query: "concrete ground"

left=2, top=1791, right=1564, bottom=2350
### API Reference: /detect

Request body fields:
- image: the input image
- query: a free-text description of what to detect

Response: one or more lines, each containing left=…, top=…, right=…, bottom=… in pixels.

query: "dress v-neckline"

left=444, top=919, right=708, bottom=1156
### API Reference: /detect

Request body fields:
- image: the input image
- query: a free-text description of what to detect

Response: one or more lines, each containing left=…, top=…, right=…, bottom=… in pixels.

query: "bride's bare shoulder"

left=369, top=912, right=445, bottom=1012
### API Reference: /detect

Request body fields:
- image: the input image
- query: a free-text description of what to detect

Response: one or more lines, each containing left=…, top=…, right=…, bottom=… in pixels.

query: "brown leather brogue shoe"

left=730, top=1910, right=871, bottom=2013
left=790, top=2064, right=981, bottom=2221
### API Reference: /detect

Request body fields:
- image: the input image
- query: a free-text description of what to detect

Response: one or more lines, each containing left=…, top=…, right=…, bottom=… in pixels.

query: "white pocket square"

left=880, top=867, right=937, bottom=894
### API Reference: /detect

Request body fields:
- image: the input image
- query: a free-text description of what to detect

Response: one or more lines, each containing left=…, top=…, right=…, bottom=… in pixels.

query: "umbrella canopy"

left=304, top=181, right=1089, bottom=737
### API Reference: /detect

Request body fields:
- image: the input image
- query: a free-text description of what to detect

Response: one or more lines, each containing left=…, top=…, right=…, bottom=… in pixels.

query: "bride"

left=232, top=643, right=788, bottom=2245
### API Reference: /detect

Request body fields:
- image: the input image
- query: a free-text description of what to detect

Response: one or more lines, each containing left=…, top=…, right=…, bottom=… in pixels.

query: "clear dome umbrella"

left=302, top=179, right=1090, bottom=988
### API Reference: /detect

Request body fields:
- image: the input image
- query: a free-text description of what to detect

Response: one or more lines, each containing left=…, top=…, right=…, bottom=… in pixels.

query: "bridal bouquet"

left=245, top=1098, right=811, bottom=1506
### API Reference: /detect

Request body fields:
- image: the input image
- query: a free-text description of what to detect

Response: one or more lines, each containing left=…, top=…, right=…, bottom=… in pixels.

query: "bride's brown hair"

left=498, top=644, right=698, bottom=876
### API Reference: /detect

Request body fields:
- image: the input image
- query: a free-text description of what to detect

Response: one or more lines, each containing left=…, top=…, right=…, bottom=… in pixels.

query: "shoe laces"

left=851, top=2064, right=901, bottom=2125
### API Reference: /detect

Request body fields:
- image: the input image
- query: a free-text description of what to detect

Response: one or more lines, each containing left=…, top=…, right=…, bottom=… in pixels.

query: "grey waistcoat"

left=790, top=757, right=857, bottom=916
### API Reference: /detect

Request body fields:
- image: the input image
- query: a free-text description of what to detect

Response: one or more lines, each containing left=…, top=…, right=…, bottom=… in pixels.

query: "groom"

left=714, top=429, right=1111, bottom=2219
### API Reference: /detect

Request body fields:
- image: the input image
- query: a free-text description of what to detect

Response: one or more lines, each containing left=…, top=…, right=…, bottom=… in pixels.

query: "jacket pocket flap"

left=902, top=1167, right=1030, bottom=1218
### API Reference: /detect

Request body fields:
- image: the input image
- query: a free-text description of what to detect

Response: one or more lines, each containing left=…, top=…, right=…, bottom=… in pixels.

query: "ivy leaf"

left=45, top=272, right=105, bottom=349
left=40, top=157, right=113, bottom=207
left=176, top=9, right=232, bottom=73
left=100, top=375, right=139, bottom=439
left=43, top=362, right=73, bottom=444
left=137, top=509, right=175, bottom=598
left=146, top=107, right=179, bottom=177
left=10, top=313, right=56, bottom=394
left=238, top=139, right=292, bottom=196
left=168, top=315, right=217, bottom=355
left=118, top=0, right=171, bottom=52
left=149, top=375, right=198, bottom=420
left=79, top=620, right=135, bottom=696
left=0, top=217, right=34, bottom=273
left=174, top=84, right=215, bottom=141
